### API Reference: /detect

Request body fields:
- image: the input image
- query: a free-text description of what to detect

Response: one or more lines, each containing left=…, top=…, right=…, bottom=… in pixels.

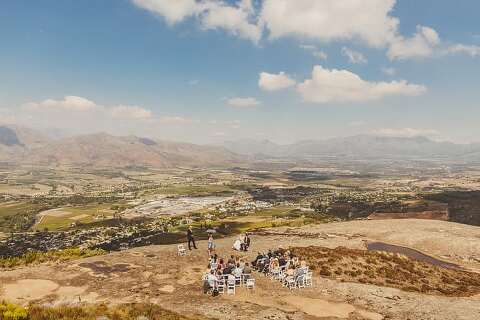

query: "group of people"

left=232, top=233, right=251, bottom=251
left=252, top=248, right=311, bottom=288
left=192, top=226, right=310, bottom=293
left=203, top=254, right=253, bottom=294
left=187, top=226, right=251, bottom=254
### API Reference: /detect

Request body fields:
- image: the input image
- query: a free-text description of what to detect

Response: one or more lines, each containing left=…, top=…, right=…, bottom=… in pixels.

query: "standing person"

left=243, top=233, right=251, bottom=251
left=207, top=234, right=215, bottom=256
left=187, top=226, right=197, bottom=250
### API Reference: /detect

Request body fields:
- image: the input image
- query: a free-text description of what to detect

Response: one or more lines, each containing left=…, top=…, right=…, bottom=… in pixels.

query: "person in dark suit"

left=187, top=226, right=197, bottom=250
left=243, top=233, right=251, bottom=251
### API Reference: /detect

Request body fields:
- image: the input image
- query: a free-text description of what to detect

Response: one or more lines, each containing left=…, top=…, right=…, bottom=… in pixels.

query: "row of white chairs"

left=204, top=273, right=255, bottom=295
left=265, top=265, right=313, bottom=290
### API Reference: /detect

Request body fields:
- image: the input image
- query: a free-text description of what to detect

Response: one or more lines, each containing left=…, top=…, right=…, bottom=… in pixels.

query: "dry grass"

left=290, top=246, right=480, bottom=297
left=0, top=248, right=105, bottom=269
left=0, top=302, right=210, bottom=320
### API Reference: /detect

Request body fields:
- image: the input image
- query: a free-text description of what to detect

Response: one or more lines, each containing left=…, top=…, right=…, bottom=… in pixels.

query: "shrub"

left=0, top=302, right=28, bottom=320
left=0, top=248, right=105, bottom=269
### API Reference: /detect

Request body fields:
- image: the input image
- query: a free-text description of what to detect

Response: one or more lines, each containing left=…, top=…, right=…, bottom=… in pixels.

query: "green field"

left=0, top=202, right=45, bottom=232
left=147, top=184, right=236, bottom=196
left=33, top=204, right=118, bottom=231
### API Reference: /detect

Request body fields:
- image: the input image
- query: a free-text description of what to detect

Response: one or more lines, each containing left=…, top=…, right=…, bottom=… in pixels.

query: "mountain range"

left=0, top=125, right=241, bottom=168
left=1, top=125, right=480, bottom=168
left=221, top=136, right=480, bottom=161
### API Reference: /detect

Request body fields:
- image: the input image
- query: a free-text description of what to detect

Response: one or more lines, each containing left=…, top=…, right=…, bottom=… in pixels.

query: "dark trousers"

left=188, top=238, right=197, bottom=250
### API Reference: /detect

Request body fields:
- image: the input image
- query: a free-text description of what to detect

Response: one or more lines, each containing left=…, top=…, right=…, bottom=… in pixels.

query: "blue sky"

left=0, top=0, right=479, bottom=144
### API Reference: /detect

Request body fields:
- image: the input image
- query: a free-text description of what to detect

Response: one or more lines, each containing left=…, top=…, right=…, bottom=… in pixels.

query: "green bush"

left=0, top=302, right=28, bottom=320
left=27, top=303, right=208, bottom=320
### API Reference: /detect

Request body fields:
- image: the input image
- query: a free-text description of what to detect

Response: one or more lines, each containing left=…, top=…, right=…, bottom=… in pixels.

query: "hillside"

left=221, top=135, right=480, bottom=160
left=1, top=219, right=479, bottom=320
left=0, top=126, right=242, bottom=168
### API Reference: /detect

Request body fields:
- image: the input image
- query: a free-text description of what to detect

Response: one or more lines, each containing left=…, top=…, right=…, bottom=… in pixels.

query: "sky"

left=0, top=0, right=479, bottom=144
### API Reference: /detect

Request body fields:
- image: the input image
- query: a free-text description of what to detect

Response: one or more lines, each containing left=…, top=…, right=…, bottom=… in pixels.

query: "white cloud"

left=371, top=127, right=440, bottom=138
left=109, top=105, right=153, bottom=120
left=387, top=26, right=440, bottom=60
left=299, top=44, right=328, bottom=60
left=25, top=96, right=97, bottom=111
left=133, top=0, right=445, bottom=61
left=299, top=44, right=316, bottom=51
left=200, top=1, right=262, bottom=43
left=312, top=50, right=328, bottom=60
left=131, top=0, right=200, bottom=25
left=227, top=97, right=260, bottom=107
left=261, top=0, right=399, bottom=47
left=445, top=44, right=480, bottom=57
left=297, top=65, right=427, bottom=104
left=0, top=114, right=17, bottom=124
left=381, top=67, right=397, bottom=76
left=157, top=116, right=193, bottom=124
left=341, top=47, right=367, bottom=64
left=21, top=95, right=199, bottom=127
left=132, top=0, right=262, bottom=43
left=258, top=71, right=296, bottom=91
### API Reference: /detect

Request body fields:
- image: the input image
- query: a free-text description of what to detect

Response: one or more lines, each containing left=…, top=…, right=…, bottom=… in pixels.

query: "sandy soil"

left=1, top=219, right=479, bottom=320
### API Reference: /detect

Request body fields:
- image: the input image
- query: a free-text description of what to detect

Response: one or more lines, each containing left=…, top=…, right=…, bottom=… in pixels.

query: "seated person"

left=243, top=262, right=252, bottom=276
left=203, top=270, right=217, bottom=294
left=228, top=273, right=236, bottom=281
left=291, top=256, right=299, bottom=268
left=261, top=257, right=270, bottom=273
left=252, top=252, right=264, bottom=268
left=233, top=263, right=243, bottom=278
left=283, top=266, right=296, bottom=284
left=278, top=256, right=286, bottom=266
left=223, top=263, right=234, bottom=275
left=218, top=258, right=225, bottom=270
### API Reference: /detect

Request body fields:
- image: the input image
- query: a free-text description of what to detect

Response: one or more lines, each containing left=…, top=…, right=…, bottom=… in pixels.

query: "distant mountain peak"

left=0, top=126, right=23, bottom=146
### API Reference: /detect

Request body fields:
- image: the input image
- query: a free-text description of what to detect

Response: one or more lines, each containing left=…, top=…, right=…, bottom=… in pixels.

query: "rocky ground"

left=1, top=219, right=480, bottom=320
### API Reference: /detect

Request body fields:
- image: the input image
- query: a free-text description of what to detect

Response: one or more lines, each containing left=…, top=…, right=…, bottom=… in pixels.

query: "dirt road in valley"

left=1, top=219, right=479, bottom=320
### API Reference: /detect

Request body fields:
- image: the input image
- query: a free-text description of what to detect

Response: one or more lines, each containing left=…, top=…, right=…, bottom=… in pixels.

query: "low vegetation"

left=0, top=302, right=28, bottom=320
left=0, top=302, right=209, bottom=320
left=0, top=248, right=105, bottom=269
left=291, top=246, right=480, bottom=297
left=0, top=202, right=47, bottom=233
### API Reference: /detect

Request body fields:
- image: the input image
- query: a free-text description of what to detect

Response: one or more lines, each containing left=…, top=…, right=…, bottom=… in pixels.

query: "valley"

left=1, top=126, right=480, bottom=320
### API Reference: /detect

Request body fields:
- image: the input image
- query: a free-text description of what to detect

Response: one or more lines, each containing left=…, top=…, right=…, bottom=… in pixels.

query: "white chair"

left=246, top=278, right=255, bottom=290
left=270, top=267, right=281, bottom=280
left=227, top=279, right=236, bottom=294
left=234, top=274, right=242, bottom=286
left=297, top=275, right=306, bottom=288
left=285, top=276, right=296, bottom=290
left=216, top=279, right=225, bottom=294
left=305, top=271, right=313, bottom=287
left=177, top=244, right=186, bottom=256
left=242, top=273, right=251, bottom=285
